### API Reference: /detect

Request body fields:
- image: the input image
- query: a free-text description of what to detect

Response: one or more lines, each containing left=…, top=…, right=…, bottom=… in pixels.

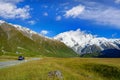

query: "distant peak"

left=54, top=29, right=120, bottom=54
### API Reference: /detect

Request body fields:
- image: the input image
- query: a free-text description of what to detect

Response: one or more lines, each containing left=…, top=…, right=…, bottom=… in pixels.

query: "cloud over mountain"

left=40, top=30, right=49, bottom=35
left=65, top=5, right=85, bottom=18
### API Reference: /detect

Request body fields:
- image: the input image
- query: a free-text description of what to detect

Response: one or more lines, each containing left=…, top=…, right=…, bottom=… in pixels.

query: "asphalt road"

left=0, top=58, right=40, bottom=69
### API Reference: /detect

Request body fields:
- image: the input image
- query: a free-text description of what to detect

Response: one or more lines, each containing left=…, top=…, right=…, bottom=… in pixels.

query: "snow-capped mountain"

left=54, top=29, right=120, bottom=54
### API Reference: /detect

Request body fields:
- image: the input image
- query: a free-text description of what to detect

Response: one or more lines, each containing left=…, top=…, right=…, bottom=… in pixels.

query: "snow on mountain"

left=0, top=20, right=42, bottom=40
left=0, top=20, right=37, bottom=35
left=11, top=24, right=37, bottom=35
left=0, top=20, right=5, bottom=25
left=54, top=29, right=120, bottom=54
left=0, top=20, right=52, bottom=41
left=1, top=20, right=120, bottom=55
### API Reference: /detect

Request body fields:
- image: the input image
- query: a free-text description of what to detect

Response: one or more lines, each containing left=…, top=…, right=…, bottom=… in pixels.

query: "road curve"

left=0, top=58, right=41, bottom=69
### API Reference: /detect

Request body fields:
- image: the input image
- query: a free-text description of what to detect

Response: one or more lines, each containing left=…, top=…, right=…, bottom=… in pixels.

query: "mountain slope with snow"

left=54, top=29, right=120, bottom=55
left=0, top=20, right=77, bottom=57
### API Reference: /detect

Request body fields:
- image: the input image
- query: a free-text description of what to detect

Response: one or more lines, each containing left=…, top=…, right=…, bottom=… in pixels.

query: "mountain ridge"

left=0, top=20, right=77, bottom=57
left=54, top=29, right=120, bottom=56
left=1, top=20, right=120, bottom=57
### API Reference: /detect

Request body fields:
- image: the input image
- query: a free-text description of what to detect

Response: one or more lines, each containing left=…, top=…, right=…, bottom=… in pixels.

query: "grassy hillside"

left=0, top=23, right=77, bottom=57
left=0, top=58, right=120, bottom=80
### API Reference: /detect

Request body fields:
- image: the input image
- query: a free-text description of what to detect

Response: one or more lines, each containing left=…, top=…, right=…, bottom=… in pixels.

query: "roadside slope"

left=0, top=58, right=40, bottom=68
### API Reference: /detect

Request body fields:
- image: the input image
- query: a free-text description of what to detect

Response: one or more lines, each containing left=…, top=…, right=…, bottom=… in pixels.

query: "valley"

left=0, top=20, right=120, bottom=80
left=0, top=57, right=120, bottom=80
left=0, top=0, right=120, bottom=80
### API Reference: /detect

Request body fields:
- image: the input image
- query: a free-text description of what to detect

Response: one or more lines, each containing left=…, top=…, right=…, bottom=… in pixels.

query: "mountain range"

left=54, top=29, right=120, bottom=57
left=0, top=20, right=77, bottom=57
left=1, top=20, right=120, bottom=57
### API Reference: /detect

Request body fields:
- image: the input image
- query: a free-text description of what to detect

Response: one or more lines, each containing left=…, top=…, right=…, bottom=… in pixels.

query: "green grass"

left=0, top=57, right=120, bottom=80
left=80, top=53, right=101, bottom=58
left=0, top=23, right=77, bottom=57
left=83, top=63, right=120, bottom=80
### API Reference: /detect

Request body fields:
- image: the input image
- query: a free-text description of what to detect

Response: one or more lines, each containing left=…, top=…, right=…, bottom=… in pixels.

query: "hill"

left=0, top=20, right=77, bottom=57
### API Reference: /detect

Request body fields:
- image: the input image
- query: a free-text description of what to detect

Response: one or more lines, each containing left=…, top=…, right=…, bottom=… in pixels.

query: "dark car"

left=18, top=56, right=25, bottom=60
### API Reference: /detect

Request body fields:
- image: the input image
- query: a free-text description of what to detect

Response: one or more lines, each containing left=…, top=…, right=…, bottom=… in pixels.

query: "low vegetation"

left=0, top=24, right=77, bottom=57
left=80, top=53, right=101, bottom=58
left=0, top=57, right=120, bottom=80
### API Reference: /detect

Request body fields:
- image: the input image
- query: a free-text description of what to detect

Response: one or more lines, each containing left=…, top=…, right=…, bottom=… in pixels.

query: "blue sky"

left=0, top=0, right=120, bottom=38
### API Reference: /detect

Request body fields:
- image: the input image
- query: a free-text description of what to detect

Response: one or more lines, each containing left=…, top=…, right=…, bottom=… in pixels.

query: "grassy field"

left=0, top=57, right=120, bottom=80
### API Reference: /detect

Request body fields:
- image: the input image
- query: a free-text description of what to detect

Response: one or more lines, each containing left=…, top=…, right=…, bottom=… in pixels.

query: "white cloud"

left=28, top=20, right=36, bottom=25
left=81, top=7, right=120, bottom=27
left=0, top=0, right=31, bottom=19
left=115, top=0, right=120, bottom=4
left=0, top=0, right=23, bottom=4
left=65, top=5, right=85, bottom=18
left=112, top=33, right=117, bottom=38
left=43, top=12, right=48, bottom=16
left=64, top=3, right=120, bottom=28
left=56, top=16, right=61, bottom=21
left=40, top=30, right=49, bottom=35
